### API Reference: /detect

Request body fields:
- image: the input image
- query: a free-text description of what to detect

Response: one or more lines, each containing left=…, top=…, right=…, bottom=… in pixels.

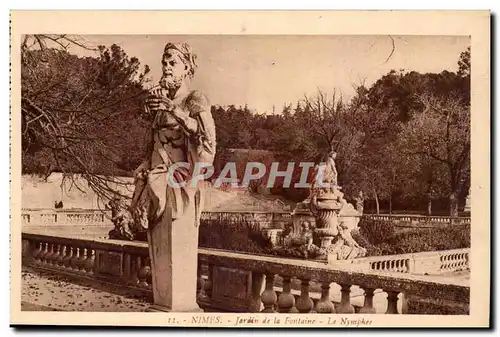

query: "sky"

left=67, top=35, right=470, bottom=114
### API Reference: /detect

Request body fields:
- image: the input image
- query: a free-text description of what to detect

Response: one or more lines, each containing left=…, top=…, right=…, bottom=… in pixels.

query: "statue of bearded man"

left=131, top=42, right=216, bottom=229
left=130, top=42, right=216, bottom=312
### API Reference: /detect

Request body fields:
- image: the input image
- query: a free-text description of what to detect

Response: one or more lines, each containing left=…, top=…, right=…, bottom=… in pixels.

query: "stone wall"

left=330, top=248, right=470, bottom=276
left=22, top=231, right=470, bottom=314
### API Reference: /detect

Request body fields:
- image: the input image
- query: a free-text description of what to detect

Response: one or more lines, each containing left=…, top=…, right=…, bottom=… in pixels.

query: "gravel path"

left=21, top=267, right=150, bottom=312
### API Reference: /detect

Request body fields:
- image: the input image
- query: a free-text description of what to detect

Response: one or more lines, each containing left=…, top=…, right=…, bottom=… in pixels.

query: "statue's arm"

left=171, top=91, right=211, bottom=135
left=172, top=109, right=199, bottom=134
left=176, top=91, right=216, bottom=163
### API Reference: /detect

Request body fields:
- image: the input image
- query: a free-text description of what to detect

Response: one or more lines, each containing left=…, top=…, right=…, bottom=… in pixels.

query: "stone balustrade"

left=22, top=232, right=152, bottom=297
left=22, top=232, right=469, bottom=314
left=21, top=209, right=471, bottom=230
left=22, top=209, right=112, bottom=227
left=22, top=209, right=292, bottom=230
left=331, top=248, right=469, bottom=275
left=199, top=211, right=292, bottom=230
left=365, top=214, right=471, bottom=226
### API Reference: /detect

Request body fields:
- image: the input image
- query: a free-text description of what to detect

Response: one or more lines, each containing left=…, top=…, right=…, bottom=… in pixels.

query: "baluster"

left=196, top=260, right=206, bottom=300
left=77, top=246, right=87, bottom=273
left=336, top=284, right=355, bottom=313
left=277, top=276, right=297, bottom=313
left=48, top=244, right=57, bottom=265
left=296, top=279, right=313, bottom=313
left=62, top=246, right=73, bottom=269
left=129, top=254, right=140, bottom=286
left=84, top=248, right=95, bottom=275
left=39, top=242, right=49, bottom=264
left=145, top=256, right=152, bottom=287
left=50, top=244, right=61, bottom=266
left=315, top=281, right=334, bottom=313
left=460, top=253, right=466, bottom=268
left=137, top=256, right=151, bottom=288
left=69, top=246, right=80, bottom=271
left=51, top=244, right=61, bottom=265
left=56, top=245, right=65, bottom=266
left=260, top=273, right=277, bottom=313
left=204, top=264, right=214, bottom=299
left=385, top=291, right=399, bottom=314
left=63, top=245, right=75, bottom=270
left=22, top=240, right=32, bottom=264
left=43, top=243, right=54, bottom=265
left=32, top=241, right=43, bottom=264
left=248, top=272, right=264, bottom=312
left=359, top=287, right=376, bottom=313
left=123, top=253, right=133, bottom=285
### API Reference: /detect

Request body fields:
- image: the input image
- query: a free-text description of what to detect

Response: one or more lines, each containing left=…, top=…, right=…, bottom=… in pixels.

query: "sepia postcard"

left=10, top=10, right=490, bottom=328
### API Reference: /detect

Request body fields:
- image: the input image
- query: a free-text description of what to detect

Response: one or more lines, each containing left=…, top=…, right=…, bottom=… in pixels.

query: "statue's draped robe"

left=131, top=90, right=216, bottom=229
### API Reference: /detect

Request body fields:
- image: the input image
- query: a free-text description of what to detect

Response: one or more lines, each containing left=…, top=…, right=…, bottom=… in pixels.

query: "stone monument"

left=285, top=148, right=366, bottom=261
left=354, top=190, right=364, bottom=215
left=129, top=42, right=216, bottom=312
left=464, top=188, right=471, bottom=213
left=107, top=197, right=135, bottom=241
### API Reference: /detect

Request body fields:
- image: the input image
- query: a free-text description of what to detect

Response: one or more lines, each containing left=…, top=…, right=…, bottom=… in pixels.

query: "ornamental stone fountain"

left=272, top=149, right=366, bottom=262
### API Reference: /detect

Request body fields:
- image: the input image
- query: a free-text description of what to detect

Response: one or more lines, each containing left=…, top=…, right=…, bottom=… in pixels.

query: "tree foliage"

left=21, top=37, right=470, bottom=214
left=22, top=35, right=150, bottom=202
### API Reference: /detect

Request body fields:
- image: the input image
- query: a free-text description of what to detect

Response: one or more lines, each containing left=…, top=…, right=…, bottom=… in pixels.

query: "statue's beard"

left=159, top=74, right=184, bottom=91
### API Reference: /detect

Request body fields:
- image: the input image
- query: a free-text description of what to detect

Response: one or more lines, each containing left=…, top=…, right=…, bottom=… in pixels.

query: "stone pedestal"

left=261, top=228, right=284, bottom=248
left=146, top=204, right=201, bottom=312
left=464, top=188, right=471, bottom=213
left=291, top=201, right=315, bottom=234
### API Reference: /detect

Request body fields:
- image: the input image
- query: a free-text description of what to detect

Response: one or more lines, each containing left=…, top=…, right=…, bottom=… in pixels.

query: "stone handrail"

left=21, top=232, right=469, bottom=314
left=331, top=249, right=469, bottom=275
left=21, top=209, right=293, bottom=228
left=22, top=209, right=112, bottom=226
left=364, top=214, right=470, bottom=225
left=22, top=209, right=471, bottom=227
left=22, top=232, right=151, bottom=293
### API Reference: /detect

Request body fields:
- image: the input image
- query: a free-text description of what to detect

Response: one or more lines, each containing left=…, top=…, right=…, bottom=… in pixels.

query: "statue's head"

left=302, top=221, right=311, bottom=231
left=160, top=42, right=197, bottom=90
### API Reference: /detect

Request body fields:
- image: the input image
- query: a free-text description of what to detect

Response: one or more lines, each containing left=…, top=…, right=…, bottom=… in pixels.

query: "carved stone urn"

left=309, top=191, right=343, bottom=252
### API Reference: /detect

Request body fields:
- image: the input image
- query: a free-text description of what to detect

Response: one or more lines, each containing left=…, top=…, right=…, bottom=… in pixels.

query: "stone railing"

left=22, top=208, right=112, bottom=226
left=22, top=232, right=152, bottom=296
left=22, top=209, right=292, bottom=229
left=22, top=232, right=469, bottom=314
left=331, top=249, right=470, bottom=275
left=364, top=214, right=470, bottom=226
left=22, top=209, right=471, bottom=230
left=200, top=211, right=291, bottom=229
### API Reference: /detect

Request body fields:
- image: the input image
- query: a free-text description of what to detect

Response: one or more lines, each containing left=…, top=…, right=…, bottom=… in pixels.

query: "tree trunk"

left=427, top=198, right=432, bottom=216
left=389, top=197, right=392, bottom=215
left=449, top=191, right=459, bottom=217
left=372, top=187, right=380, bottom=215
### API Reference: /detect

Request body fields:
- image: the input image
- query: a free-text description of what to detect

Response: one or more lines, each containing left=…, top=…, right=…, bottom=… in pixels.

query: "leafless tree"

left=21, top=34, right=150, bottom=209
